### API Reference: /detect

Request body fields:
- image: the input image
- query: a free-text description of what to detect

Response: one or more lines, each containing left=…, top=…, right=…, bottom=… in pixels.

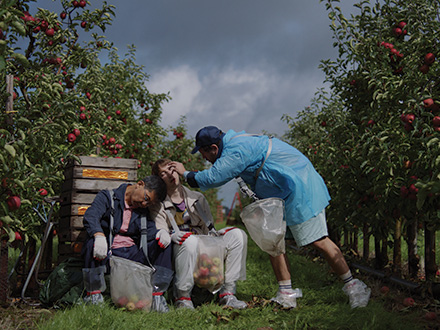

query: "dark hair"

left=151, top=158, right=172, bottom=176
left=142, top=175, right=167, bottom=202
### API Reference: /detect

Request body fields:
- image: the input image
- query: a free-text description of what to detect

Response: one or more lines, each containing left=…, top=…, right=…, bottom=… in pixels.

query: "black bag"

left=39, top=257, right=84, bottom=306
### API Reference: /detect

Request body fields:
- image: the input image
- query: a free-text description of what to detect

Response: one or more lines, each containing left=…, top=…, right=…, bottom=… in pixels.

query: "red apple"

left=86, top=92, right=91, bottom=99
left=73, top=129, right=81, bottom=136
left=45, top=28, right=54, bottom=37
left=392, top=27, right=402, bottom=37
left=433, top=116, right=440, bottom=127
left=7, top=196, right=21, bottom=211
left=15, top=231, right=22, bottom=241
left=424, top=53, right=435, bottom=65
left=419, top=64, right=429, bottom=74
left=424, top=98, right=434, bottom=108
left=68, top=133, right=76, bottom=142
left=117, top=296, right=128, bottom=307
left=116, top=110, right=121, bottom=115
left=80, top=21, right=87, bottom=28
left=80, top=106, right=86, bottom=112
left=398, top=21, right=407, bottom=29
left=72, top=1, right=80, bottom=8
left=145, top=118, right=152, bottom=124
left=79, top=0, right=86, bottom=7
left=425, top=311, right=437, bottom=321
left=379, top=286, right=389, bottom=294
left=79, top=113, right=86, bottom=120
left=405, top=113, right=415, bottom=123
left=198, top=266, right=209, bottom=277
left=403, top=297, right=414, bottom=307
left=400, top=186, right=409, bottom=197
left=60, top=12, right=67, bottom=19
left=39, top=188, right=48, bottom=196
left=109, top=137, right=116, bottom=144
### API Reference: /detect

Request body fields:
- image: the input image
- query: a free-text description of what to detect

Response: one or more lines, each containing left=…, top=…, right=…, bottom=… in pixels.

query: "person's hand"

left=208, top=227, right=219, bottom=237
left=218, top=227, right=237, bottom=235
left=156, top=229, right=171, bottom=249
left=171, top=231, right=192, bottom=245
left=93, top=234, right=108, bottom=260
left=168, top=161, right=186, bottom=176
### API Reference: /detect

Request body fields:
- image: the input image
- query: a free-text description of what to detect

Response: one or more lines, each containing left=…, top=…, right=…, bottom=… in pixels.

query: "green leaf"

left=0, top=216, right=13, bottom=225
left=4, top=144, right=16, bottom=157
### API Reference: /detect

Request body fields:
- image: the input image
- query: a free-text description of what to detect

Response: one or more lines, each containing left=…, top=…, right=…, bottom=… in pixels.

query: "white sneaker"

left=219, top=294, right=247, bottom=309
left=342, top=279, right=371, bottom=308
left=271, top=289, right=302, bottom=308
left=175, top=298, right=195, bottom=310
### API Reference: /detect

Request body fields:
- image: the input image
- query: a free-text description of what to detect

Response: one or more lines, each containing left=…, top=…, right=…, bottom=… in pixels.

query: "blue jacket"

left=82, top=184, right=158, bottom=244
left=193, top=129, right=331, bottom=226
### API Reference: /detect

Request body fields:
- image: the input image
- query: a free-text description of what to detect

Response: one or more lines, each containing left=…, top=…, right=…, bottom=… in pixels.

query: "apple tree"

left=0, top=0, right=171, bottom=244
left=284, top=0, right=440, bottom=277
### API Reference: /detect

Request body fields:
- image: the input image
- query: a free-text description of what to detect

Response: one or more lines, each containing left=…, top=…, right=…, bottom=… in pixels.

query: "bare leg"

left=311, top=237, right=349, bottom=276
left=269, top=253, right=291, bottom=281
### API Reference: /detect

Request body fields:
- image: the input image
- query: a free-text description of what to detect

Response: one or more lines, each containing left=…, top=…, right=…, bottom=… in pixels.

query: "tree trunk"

left=424, top=223, right=437, bottom=281
left=0, top=238, right=8, bottom=302
left=407, top=220, right=419, bottom=279
left=393, top=218, right=402, bottom=275
left=363, top=223, right=369, bottom=261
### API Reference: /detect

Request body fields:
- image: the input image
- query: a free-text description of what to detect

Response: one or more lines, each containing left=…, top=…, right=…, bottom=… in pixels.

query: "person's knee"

left=224, top=228, right=247, bottom=247
left=179, top=234, right=198, bottom=254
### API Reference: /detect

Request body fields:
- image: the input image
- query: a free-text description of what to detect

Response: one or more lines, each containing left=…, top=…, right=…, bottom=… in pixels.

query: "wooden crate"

left=58, top=156, right=138, bottom=261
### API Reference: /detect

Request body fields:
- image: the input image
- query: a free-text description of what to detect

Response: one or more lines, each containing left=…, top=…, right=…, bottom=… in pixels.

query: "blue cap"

left=191, top=126, right=223, bottom=154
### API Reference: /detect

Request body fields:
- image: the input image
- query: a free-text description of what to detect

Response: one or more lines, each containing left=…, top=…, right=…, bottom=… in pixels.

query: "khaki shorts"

left=286, top=209, right=328, bottom=247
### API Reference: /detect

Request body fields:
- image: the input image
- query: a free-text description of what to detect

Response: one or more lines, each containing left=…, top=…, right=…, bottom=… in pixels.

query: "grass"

left=27, top=225, right=434, bottom=330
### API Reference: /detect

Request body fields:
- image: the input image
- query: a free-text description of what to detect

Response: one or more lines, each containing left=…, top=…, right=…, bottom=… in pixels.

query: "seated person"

left=150, top=159, right=248, bottom=309
left=81, top=176, right=173, bottom=312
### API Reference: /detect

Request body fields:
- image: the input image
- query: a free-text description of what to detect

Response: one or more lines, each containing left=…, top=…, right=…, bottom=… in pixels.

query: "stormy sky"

left=28, top=0, right=358, bottom=206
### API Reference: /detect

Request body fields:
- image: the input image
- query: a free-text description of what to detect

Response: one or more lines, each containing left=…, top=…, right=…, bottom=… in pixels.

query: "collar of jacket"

left=162, top=185, right=199, bottom=211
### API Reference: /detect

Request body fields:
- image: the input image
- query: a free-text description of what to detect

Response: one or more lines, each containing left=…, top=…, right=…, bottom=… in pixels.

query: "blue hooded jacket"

left=193, top=129, right=331, bottom=226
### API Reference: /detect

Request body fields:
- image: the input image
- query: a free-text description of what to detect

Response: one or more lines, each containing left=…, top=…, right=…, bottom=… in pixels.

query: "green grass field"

left=13, top=227, right=432, bottom=330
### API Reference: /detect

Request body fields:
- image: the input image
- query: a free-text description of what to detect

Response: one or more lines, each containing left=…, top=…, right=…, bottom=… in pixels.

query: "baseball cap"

left=191, top=126, right=223, bottom=154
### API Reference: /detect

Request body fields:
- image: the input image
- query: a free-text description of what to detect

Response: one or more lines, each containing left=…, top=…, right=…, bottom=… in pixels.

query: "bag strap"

left=231, top=133, right=273, bottom=180
left=108, top=189, right=154, bottom=270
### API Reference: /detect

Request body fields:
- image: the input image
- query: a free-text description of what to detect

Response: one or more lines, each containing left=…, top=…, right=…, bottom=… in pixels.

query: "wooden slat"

left=59, top=216, right=84, bottom=229
left=62, top=178, right=135, bottom=193
left=60, top=191, right=97, bottom=205
left=64, top=167, right=137, bottom=181
left=66, top=156, right=138, bottom=169
left=58, top=228, right=87, bottom=242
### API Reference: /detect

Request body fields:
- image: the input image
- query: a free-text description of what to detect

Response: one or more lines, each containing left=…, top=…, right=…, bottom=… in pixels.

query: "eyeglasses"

left=144, top=190, right=152, bottom=204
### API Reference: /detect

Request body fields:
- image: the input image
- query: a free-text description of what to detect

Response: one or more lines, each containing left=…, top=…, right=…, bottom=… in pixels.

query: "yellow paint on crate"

left=82, top=169, right=128, bottom=180
left=78, top=206, right=89, bottom=215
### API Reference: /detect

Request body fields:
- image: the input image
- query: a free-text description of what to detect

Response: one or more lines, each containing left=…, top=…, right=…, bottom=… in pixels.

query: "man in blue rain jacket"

left=170, top=126, right=371, bottom=309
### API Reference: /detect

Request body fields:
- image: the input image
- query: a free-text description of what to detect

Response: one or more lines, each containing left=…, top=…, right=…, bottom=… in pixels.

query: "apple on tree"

left=7, top=196, right=21, bottom=211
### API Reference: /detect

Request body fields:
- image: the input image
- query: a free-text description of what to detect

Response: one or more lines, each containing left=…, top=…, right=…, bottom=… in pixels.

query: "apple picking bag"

left=107, top=190, right=154, bottom=311
left=193, top=235, right=225, bottom=294
left=109, top=256, right=153, bottom=311
left=240, top=197, right=286, bottom=257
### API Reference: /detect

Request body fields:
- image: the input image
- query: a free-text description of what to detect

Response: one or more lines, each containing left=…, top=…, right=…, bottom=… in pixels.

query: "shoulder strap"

left=231, top=133, right=273, bottom=180
left=108, top=189, right=115, bottom=245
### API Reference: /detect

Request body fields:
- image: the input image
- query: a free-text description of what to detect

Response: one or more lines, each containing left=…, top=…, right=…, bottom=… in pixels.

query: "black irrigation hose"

left=287, top=243, right=422, bottom=293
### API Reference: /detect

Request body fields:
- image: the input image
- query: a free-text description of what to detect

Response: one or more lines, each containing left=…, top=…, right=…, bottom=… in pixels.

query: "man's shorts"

left=286, top=209, right=328, bottom=247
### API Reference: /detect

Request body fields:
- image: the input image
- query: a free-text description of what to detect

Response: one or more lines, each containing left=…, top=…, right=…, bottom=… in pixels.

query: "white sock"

left=278, top=280, right=292, bottom=292
left=340, top=270, right=354, bottom=284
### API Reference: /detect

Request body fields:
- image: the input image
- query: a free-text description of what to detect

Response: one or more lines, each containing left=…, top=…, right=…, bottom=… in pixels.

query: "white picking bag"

left=240, top=197, right=286, bottom=257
